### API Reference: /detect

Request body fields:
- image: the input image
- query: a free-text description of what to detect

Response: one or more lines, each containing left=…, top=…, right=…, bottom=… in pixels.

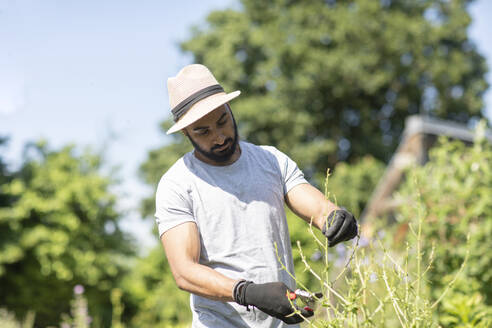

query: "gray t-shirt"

left=155, top=141, right=308, bottom=328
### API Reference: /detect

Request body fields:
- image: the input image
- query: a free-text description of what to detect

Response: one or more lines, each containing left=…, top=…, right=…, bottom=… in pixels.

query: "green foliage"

left=120, top=246, right=191, bottom=327
left=0, top=142, right=135, bottom=326
left=279, top=131, right=492, bottom=327
left=396, top=122, right=492, bottom=306
left=0, top=308, right=34, bottom=328
left=140, top=0, right=488, bottom=216
left=439, top=287, right=492, bottom=328
left=177, top=0, right=488, bottom=174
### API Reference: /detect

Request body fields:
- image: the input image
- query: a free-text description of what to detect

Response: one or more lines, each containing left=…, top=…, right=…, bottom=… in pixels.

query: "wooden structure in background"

left=360, top=115, right=492, bottom=237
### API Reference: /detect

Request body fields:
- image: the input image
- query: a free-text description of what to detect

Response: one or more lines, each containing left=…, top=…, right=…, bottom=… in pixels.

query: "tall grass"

left=276, top=173, right=470, bottom=327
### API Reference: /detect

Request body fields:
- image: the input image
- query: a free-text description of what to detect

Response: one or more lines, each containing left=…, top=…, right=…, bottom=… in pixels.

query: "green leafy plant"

left=277, top=163, right=478, bottom=327
left=439, top=289, right=492, bottom=328
left=396, top=122, right=492, bottom=307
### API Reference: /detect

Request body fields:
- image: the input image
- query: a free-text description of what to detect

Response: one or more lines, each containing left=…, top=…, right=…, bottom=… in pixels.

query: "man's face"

left=184, top=104, right=239, bottom=165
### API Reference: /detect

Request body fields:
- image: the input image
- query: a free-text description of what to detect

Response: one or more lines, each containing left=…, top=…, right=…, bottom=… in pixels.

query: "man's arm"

left=285, top=182, right=358, bottom=247
left=161, top=220, right=314, bottom=324
left=285, top=182, right=338, bottom=230
left=161, top=221, right=235, bottom=302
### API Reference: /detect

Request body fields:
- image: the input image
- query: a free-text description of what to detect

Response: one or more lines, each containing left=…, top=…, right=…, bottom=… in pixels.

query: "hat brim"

left=166, top=90, right=241, bottom=134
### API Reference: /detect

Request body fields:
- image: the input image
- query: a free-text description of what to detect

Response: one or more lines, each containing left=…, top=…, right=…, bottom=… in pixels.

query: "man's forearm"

left=285, top=183, right=340, bottom=230
left=173, top=261, right=236, bottom=302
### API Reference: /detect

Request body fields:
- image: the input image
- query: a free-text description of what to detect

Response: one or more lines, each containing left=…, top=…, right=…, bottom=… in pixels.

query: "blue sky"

left=1, top=0, right=491, bottom=250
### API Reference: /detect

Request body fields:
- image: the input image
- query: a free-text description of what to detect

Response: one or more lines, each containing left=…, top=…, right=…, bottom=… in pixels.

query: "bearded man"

left=155, top=64, right=358, bottom=327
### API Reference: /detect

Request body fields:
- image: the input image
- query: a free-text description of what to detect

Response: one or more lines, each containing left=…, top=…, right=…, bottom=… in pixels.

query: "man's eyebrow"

left=192, top=126, right=208, bottom=131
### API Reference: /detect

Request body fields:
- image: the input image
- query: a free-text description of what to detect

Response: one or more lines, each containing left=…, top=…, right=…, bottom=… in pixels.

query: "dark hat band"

left=171, top=84, right=224, bottom=122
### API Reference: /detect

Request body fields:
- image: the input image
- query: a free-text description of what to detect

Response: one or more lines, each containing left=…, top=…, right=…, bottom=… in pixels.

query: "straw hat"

left=166, top=64, right=241, bottom=134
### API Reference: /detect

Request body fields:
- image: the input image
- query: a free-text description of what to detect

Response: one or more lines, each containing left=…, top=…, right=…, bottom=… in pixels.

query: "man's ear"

left=181, top=129, right=188, bottom=137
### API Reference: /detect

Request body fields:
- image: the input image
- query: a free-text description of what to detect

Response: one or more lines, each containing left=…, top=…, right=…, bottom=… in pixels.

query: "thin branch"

left=297, top=241, right=348, bottom=306
left=431, top=235, right=470, bottom=309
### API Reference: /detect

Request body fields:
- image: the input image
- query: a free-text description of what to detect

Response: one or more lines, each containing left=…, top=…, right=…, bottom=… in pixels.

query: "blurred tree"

left=140, top=0, right=488, bottom=198
left=120, top=245, right=191, bottom=327
left=0, top=138, right=11, bottom=209
left=0, top=141, right=135, bottom=327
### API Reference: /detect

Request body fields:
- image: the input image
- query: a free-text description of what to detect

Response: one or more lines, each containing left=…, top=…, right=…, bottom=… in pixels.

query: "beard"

left=187, top=113, right=239, bottom=164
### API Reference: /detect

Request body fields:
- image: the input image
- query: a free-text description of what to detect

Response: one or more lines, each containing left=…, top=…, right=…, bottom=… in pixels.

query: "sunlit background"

left=1, top=0, right=491, bottom=250
left=1, top=1, right=492, bottom=327
left=1, top=0, right=239, bottom=249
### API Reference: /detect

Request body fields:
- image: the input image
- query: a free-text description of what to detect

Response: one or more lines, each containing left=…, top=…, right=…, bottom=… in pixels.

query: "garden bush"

left=283, top=122, right=492, bottom=327
left=396, top=123, right=492, bottom=306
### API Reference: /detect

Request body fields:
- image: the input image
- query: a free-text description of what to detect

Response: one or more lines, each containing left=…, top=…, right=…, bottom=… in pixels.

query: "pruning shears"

left=288, top=289, right=323, bottom=312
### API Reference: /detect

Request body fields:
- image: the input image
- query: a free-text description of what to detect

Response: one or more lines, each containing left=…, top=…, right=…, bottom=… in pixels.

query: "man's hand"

left=322, top=208, right=358, bottom=247
left=234, top=281, right=313, bottom=324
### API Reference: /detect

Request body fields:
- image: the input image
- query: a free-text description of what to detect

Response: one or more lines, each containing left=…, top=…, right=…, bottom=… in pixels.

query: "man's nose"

left=214, top=132, right=226, bottom=145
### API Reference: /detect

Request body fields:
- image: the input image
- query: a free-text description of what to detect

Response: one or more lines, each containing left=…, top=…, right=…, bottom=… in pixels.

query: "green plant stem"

left=296, top=241, right=348, bottom=306
left=382, top=264, right=407, bottom=327
left=332, top=233, right=360, bottom=285
left=420, top=243, right=435, bottom=279
left=430, top=235, right=470, bottom=309
left=416, top=213, right=422, bottom=326
left=274, top=242, right=310, bottom=292
left=308, top=217, right=326, bottom=249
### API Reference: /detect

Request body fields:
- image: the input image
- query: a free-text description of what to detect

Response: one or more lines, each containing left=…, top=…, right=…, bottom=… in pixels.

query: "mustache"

left=212, top=138, right=233, bottom=151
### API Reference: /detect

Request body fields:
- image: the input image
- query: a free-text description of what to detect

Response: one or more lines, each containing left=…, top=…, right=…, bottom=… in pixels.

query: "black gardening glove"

left=322, top=208, right=358, bottom=247
left=233, top=281, right=313, bottom=324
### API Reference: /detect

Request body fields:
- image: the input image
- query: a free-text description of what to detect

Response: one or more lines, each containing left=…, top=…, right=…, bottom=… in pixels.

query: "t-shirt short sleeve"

left=266, top=146, right=308, bottom=195
left=154, top=177, right=195, bottom=237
